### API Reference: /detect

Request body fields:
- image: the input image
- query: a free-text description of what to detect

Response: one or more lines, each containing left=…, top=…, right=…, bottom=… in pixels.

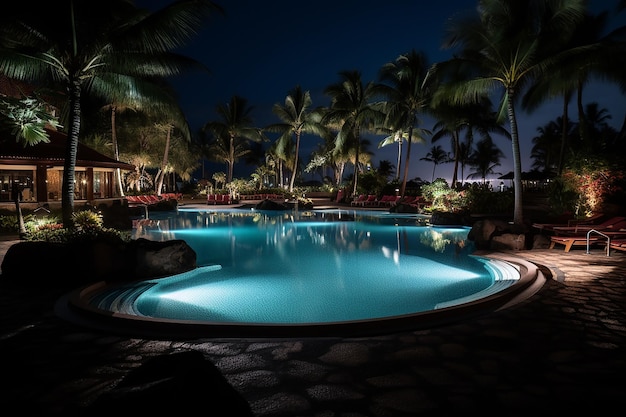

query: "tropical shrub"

left=552, top=155, right=625, bottom=218
left=421, top=179, right=468, bottom=213
left=23, top=209, right=129, bottom=243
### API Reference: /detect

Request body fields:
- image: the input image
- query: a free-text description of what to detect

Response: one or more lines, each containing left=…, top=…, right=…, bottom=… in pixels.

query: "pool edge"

left=55, top=253, right=546, bottom=340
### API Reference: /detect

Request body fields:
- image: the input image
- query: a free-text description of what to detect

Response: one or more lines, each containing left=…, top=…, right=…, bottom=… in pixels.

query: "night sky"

left=139, top=0, right=626, bottom=183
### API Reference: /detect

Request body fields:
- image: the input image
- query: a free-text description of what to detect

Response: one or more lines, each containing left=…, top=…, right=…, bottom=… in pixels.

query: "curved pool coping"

left=55, top=252, right=546, bottom=339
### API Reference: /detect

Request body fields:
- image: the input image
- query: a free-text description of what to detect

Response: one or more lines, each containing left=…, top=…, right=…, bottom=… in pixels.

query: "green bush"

left=22, top=208, right=130, bottom=243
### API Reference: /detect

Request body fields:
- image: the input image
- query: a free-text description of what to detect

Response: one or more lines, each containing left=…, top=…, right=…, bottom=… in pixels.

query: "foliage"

left=355, top=170, right=388, bottom=196
left=21, top=209, right=129, bottom=243
left=420, top=179, right=468, bottom=213
left=0, top=95, right=62, bottom=145
left=556, top=156, right=625, bottom=217
left=464, top=185, right=514, bottom=214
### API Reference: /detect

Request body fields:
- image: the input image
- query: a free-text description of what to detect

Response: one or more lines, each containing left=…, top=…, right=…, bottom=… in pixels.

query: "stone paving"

left=1, top=235, right=625, bottom=416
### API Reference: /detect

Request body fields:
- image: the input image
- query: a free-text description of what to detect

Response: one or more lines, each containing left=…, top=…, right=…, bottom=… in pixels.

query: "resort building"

left=0, top=128, right=134, bottom=206
left=1, top=75, right=134, bottom=207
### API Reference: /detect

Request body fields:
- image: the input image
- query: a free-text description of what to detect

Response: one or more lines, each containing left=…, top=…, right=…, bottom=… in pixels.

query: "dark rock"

left=81, top=351, right=254, bottom=416
left=468, top=218, right=532, bottom=250
left=390, top=203, right=418, bottom=213
left=98, top=200, right=133, bottom=230
left=491, top=233, right=525, bottom=250
left=125, top=238, right=197, bottom=280
left=1, top=238, right=196, bottom=287
left=255, top=199, right=288, bottom=210
left=467, top=219, right=513, bottom=250
left=430, top=211, right=471, bottom=226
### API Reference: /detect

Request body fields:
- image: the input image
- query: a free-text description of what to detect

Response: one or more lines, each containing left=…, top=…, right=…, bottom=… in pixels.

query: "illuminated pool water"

left=61, top=207, right=540, bottom=337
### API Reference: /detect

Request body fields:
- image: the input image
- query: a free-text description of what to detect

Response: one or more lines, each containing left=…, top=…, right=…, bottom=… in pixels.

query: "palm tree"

left=430, top=97, right=509, bottom=188
left=376, top=127, right=405, bottom=181
left=433, top=0, right=586, bottom=226
left=466, top=137, right=505, bottom=183
left=376, top=50, right=433, bottom=197
left=530, top=118, right=572, bottom=173
left=203, top=96, right=266, bottom=182
left=265, top=86, right=328, bottom=192
left=0, top=0, right=223, bottom=227
left=420, top=145, right=449, bottom=182
left=322, top=70, right=384, bottom=197
left=522, top=7, right=626, bottom=173
left=212, top=172, right=227, bottom=190
left=0, top=94, right=61, bottom=145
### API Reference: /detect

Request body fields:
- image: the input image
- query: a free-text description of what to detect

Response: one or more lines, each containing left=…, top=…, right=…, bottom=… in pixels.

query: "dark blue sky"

left=142, top=0, right=626, bottom=184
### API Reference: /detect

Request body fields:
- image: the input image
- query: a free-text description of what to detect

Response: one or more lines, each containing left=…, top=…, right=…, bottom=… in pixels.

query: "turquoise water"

left=91, top=208, right=518, bottom=324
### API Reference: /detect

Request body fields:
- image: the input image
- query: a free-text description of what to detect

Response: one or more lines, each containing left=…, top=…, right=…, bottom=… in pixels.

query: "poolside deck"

left=1, top=224, right=625, bottom=415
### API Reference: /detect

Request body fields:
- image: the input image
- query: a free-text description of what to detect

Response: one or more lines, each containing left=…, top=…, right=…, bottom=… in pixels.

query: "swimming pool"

left=63, top=207, right=543, bottom=337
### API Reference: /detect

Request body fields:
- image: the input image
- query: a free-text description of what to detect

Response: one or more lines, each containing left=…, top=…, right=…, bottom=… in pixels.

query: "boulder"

left=255, top=199, right=288, bottom=210
left=490, top=233, right=525, bottom=251
left=430, top=211, right=471, bottom=226
left=125, top=238, right=197, bottom=280
left=1, top=238, right=196, bottom=287
left=467, top=219, right=512, bottom=249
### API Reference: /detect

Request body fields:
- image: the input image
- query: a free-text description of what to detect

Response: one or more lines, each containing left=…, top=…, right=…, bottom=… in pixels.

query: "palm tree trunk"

left=396, top=133, right=402, bottom=181
left=400, top=126, right=414, bottom=197
left=110, top=106, right=125, bottom=197
left=156, top=125, right=172, bottom=196
left=289, top=132, right=300, bottom=192
left=558, top=94, right=570, bottom=175
left=11, top=182, right=26, bottom=238
left=228, top=135, right=235, bottom=182
left=451, top=131, right=460, bottom=188
left=506, top=90, right=524, bottom=226
left=352, top=134, right=360, bottom=197
left=62, top=79, right=81, bottom=228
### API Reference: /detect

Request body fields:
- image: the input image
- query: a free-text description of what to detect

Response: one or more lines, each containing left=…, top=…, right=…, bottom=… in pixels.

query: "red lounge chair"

left=350, top=195, right=367, bottom=206
left=377, top=195, right=401, bottom=207
left=361, top=195, right=378, bottom=206
left=375, top=195, right=391, bottom=206
left=551, top=217, right=626, bottom=236
left=388, top=196, right=402, bottom=207
left=550, top=229, right=626, bottom=252
left=207, top=194, right=217, bottom=205
left=532, top=212, right=607, bottom=233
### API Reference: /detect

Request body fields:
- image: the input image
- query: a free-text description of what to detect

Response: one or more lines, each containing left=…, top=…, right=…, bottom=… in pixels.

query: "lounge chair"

left=551, top=216, right=626, bottom=236
left=361, top=195, right=378, bottom=206
left=609, top=239, right=626, bottom=253
left=550, top=229, right=626, bottom=252
left=532, top=212, right=606, bottom=233
left=383, top=195, right=402, bottom=207
left=350, top=194, right=367, bottom=206
left=375, top=195, right=400, bottom=207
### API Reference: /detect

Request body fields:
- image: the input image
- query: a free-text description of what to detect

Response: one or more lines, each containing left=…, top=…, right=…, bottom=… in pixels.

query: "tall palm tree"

left=0, top=0, right=223, bottom=227
left=203, top=96, right=266, bottom=182
left=265, top=86, right=328, bottom=192
left=322, top=70, right=384, bottom=197
left=376, top=127, right=405, bottom=181
left=522, top=7, right=626, bottom=173
left=467, top=137, right=505, bottom=183
left=430, top=97, right=509, bottom=188
left=530, top=118, right=569, bottom=173
left=420, top=145, right=449, bottom=182
left=433, top=0, right=586, bottom=226
left=376, top=50, right=433, bottom=197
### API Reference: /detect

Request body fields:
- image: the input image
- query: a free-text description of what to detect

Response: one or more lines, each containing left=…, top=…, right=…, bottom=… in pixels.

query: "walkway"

left=1, top=225, right=625, bottom=415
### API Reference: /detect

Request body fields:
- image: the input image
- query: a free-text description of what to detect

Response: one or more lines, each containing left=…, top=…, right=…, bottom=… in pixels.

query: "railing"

left=586, top=229, right=611, bottom=256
